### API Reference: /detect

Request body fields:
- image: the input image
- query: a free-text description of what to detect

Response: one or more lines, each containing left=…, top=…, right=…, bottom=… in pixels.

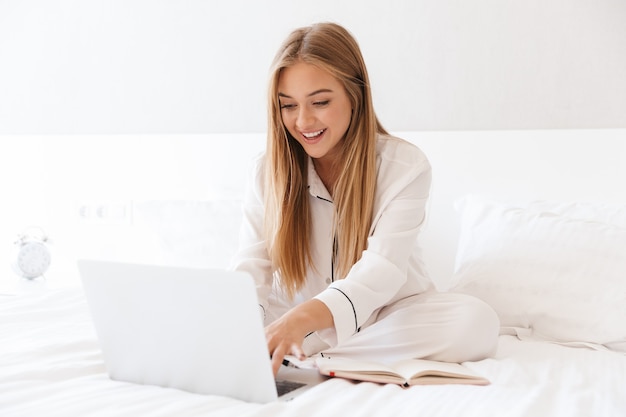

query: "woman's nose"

left=296, top=107, right=315, bottom=130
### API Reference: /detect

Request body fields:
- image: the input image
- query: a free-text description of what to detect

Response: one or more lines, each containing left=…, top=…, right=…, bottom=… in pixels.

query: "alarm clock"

left=12, top=227, right=51, bottom=280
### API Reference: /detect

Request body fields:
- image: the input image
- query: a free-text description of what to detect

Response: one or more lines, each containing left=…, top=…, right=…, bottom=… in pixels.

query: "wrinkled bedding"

left=1, top=288, right=625, bottom=417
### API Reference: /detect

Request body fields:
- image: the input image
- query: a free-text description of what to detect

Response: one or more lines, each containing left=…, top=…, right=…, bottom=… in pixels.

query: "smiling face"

left=277, top=62, right=353, bottom=169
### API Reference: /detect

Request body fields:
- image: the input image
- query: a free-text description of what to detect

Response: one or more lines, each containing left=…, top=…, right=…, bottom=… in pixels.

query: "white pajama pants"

left=302, top=290, right=500, bottom=364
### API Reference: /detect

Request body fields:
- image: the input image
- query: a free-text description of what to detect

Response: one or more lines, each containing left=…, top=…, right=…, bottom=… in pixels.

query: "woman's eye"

left=280, top=103, right=296, bottom=110
left=314, top=100, right=330, bottom=107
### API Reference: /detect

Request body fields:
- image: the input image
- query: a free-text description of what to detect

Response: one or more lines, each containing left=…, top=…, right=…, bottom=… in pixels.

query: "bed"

left=1, top=129, right=625, bottom=416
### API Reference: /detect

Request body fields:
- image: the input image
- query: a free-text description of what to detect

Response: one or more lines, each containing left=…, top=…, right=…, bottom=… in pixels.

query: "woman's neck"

left=312, top=158, right=338, bottom=196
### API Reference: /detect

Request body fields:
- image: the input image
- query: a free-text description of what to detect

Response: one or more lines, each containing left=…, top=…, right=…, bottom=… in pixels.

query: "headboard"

left=11, top=129, right=624, bottom=290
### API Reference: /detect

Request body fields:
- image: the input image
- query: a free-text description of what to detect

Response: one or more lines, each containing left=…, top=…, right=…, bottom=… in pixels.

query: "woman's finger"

left=270, top=345, right=286, bottom=376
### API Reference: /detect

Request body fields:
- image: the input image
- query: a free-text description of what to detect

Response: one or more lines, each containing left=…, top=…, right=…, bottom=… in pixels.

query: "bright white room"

left=1, top=0, right=626, bottom=416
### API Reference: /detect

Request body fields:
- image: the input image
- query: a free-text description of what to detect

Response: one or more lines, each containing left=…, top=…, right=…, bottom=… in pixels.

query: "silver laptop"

left=78, top=259, right=324, bottom=403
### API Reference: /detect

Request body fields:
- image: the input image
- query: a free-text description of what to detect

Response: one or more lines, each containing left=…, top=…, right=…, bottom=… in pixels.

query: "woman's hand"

left=265, top=299, right=333, bottom=376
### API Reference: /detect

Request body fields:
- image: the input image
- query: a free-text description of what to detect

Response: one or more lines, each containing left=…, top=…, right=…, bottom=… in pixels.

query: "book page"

left=317, top=357, right=399, bottom=375
left=391, top=359, right=489, bottom=385
left=316, top=357, right=405, bottom=384
left=316, top=357, right=489, bottom=386
left=391, top=359, right=479, bottom=378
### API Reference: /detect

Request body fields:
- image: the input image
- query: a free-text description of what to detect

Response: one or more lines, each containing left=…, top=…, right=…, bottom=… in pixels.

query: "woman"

left=232, top=22, right=499, bottom=376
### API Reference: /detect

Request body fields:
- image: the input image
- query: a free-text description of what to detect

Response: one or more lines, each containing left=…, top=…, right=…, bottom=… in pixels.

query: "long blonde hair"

left=265, top=22, right=387, bottom=298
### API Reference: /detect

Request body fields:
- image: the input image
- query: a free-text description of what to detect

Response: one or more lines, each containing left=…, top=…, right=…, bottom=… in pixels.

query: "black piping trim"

left=329, top=287, right=358, bottom=333
left=315, top=195, right=333, bottom=203
left=259, top=304, right=266, bottom=321
left=331, top=234, right=335, bottom=283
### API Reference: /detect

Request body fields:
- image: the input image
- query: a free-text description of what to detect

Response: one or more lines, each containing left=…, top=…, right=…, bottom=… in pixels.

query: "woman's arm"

left=230, top=155, right=273, bottom=319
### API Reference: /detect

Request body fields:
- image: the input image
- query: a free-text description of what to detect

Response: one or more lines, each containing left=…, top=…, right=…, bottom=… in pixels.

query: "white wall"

left=1, top=0, right=625, bottom=134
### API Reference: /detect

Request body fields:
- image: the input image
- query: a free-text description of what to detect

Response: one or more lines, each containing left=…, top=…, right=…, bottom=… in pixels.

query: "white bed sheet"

left=1, top=288, right=625, bottom=417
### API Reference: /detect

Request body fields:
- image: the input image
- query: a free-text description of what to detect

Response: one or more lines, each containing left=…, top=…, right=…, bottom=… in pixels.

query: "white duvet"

left=1, top=288, right=625, bottom=417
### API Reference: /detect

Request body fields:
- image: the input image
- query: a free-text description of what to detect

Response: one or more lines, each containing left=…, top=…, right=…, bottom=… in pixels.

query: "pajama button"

left=325, top=278, right=331, bottom=284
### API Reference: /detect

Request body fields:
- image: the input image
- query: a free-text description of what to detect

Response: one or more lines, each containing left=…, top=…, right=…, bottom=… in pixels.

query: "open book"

left=315, top=357, right=490, bottom=387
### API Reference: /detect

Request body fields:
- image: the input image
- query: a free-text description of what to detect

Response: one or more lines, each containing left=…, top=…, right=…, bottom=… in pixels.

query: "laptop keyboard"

left=276, top=379, right=307, bottom=396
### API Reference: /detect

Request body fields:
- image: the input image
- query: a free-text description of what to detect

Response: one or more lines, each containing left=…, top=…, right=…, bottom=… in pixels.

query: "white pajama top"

left=232, top=134, right=433, bottom=347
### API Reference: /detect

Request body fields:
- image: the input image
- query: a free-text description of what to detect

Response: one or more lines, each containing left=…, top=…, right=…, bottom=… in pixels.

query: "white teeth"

left=302, top=129, right=325, bottom=138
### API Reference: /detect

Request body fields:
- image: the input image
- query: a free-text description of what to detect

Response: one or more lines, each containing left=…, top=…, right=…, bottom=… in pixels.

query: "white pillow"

left=527, top=200, right=626, bottom=228
left=452, top=195, right=626, bottom=352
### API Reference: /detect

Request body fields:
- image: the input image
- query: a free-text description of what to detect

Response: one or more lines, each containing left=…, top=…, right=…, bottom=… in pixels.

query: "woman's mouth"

left=301, top=129, right=326, bottom=142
